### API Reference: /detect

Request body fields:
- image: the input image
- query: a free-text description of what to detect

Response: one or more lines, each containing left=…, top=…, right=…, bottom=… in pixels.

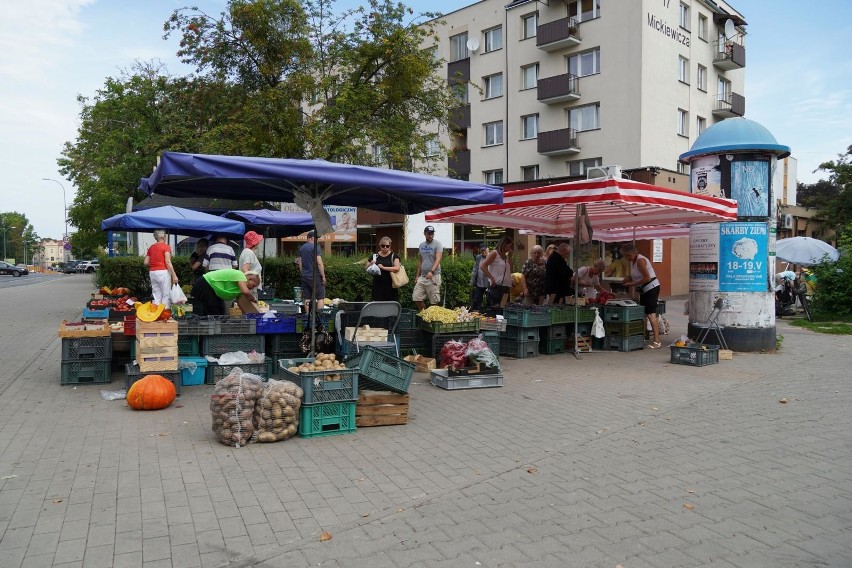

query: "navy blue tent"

left=222, top=210, right=314, bottom=238
left=101, top=206, right=245, bottom=238
left=139, top=152, right=503, bottom=215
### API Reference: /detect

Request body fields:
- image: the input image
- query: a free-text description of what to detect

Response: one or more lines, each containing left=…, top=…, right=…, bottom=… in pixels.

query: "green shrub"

left=96, top=253, right=477, bottom=308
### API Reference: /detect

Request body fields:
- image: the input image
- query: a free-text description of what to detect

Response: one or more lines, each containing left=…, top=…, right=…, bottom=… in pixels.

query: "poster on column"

left=731, top=159, right=770, bottom=218
left=719, top=222, right=768, bottom=292
left=689, top=224, right=720, bottom=291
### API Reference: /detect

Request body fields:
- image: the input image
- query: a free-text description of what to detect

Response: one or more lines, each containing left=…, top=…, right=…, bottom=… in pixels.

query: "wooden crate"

left=566, top=335, right=593, bottom=352
left=355, top=390, right=409, bottom=427
left=58, top=321, right=110, bottom=338
left=136, top=320, right=179, bottom=372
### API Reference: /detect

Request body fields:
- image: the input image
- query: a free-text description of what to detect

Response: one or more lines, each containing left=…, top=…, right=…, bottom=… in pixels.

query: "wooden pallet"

left=355, top=390, right=409, bottom=427
left=566, top=334, right=593, bottom=352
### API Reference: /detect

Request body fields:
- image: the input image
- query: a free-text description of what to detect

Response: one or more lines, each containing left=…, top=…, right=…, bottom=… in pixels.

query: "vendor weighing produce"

left=191, top=268, right=261, bottom=316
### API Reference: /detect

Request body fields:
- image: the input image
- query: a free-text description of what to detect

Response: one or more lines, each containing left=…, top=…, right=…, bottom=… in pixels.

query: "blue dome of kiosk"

left=679, top=117, right=790, bottom=162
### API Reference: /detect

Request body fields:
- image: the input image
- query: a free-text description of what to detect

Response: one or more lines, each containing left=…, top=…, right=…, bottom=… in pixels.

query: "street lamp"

left=42, top=178, right=68, bottom=261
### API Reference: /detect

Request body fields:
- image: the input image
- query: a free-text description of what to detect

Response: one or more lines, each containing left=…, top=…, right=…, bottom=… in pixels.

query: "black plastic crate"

left=398, top=309, right=418, bottom=330
left=62, top=336, right=112, bottom=361
left=399, top=328, right=426, bottom=350
left=205, top=360, right=273, bottom=385
left=61, top=359, right=112, bottom=385
left=499, top=339, right=539, bottom=358
left=500, top=325, right=540, bottom=342
left=270, top=333, right=303, bottom=355
left=201, top=334, right=264, bottom=356
left=125, top=363, right=181, bottom=393
left=545, top=324, right=567, bottom=340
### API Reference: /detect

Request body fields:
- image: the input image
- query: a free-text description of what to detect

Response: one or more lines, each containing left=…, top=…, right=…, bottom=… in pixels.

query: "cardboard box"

left=403, top=354, right=436, bottom=373
left=345, top=326, right=388, bottom=342
left=719, top=349, right=733, bottom=360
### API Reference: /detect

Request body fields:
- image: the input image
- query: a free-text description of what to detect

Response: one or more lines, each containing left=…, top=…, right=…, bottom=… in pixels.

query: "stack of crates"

left=279, top=357, right=359, bottom=438
left=133, top=319, right=181, bottom=392
left=201, top=317, right=269, bottom=384
left=540, top=324, right=567, bottom=355
left=602, top=304, right=646, bottom=352
left=60, top=334, right=112, bottom=386
left=499, top=307, right=550, bottom=358
left=398, top=309, right=425, bottom=354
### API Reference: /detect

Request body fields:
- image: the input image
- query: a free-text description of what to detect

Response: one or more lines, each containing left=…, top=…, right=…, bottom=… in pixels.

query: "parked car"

left=77, top=259, right=100, bottom=273
left=0, top=261, right=28, bottom=277
left=62, top=261, right=81, bottom=274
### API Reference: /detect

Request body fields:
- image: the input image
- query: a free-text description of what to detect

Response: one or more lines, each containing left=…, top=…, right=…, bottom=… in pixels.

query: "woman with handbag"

left=479, top=235, right=514, bottom=308
left=367, top=236, right=401, bottom=301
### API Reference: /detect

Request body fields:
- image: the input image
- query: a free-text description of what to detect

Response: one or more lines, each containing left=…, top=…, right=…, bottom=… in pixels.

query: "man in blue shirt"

left=299, top=231, right=327, bottom=310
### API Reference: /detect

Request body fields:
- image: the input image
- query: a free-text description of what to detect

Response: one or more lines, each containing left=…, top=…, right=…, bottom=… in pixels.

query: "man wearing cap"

left=191, top=268, right=261, bottom=316
left=414, top=226, right=443, bottom=311
left=299, top=231, right=326, bottom=310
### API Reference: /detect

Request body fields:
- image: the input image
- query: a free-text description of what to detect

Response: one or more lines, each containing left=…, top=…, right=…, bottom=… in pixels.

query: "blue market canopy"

left=139, top=152, right=504, bottom=216
left=222, top=210, right=314, bottom=238
left=101, top=205, right=245, bottom=238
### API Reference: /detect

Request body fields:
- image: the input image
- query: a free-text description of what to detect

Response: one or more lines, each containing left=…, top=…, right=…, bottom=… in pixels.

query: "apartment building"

left=431, top=0, right=747, bottom=184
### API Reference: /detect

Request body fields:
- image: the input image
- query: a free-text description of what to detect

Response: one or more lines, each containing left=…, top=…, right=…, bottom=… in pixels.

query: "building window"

left=698, top=14, right=708, bottom=41
left=679, top=2, right=690, bottom=30
left=677, top=109, right=688, bottom=137
left=425, top=136, right=440, bottom=157
left=521, top=64, right=538, bottom=90
left=568, top=0, right=600, bottom=22
left=718, top=77, right=731, bottom=100
left=522, top=13, right=537, bottom=39
left=372, top=144, right=385, bottom=164
left=696, top=116, right=706, bottom=136
left=521, top=165, right=539, bottom=181
left=450, top=32, right=469, bottom=62
left=453, top=83, right=469, bottom=104
left=484, top=121, right=504, bottom=146
left=521, top=114, right=539, bottom=140
left=678, top=56, right=689, bottom=84
left=697, top=65, right=707, bottom=91
left=484, top=26, right=503, bottom=52
left=677, top=162, right=689, bottom=174
left=484, top=73, right=503, bottom=99
left=567, top=157, right=602, bottom=177
left=568, top=104, right=600, bottom=132
left=484, top=170, right=504, bottom=184
left=568, top=48, right=600, bottom=77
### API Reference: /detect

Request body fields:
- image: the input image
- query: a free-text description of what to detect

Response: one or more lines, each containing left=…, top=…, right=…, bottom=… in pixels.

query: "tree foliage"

left=811, top=145, right=852, bottom=236
left=0, top=212, right=39, bottom=263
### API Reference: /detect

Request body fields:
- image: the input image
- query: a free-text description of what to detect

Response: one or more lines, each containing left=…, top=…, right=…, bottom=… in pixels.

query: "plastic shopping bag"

left=171, top=284, right=188, bottom=304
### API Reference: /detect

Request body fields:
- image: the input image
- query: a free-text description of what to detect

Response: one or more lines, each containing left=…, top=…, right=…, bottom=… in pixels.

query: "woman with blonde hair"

left=479, top=235, right=514, bottom=307
left=367, top=236, right=401, bottom=301
left=144, top=229, right=178, bottom=307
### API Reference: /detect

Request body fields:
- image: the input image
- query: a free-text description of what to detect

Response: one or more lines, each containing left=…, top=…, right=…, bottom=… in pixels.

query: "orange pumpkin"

left=127, top=374, right=176, bottom=410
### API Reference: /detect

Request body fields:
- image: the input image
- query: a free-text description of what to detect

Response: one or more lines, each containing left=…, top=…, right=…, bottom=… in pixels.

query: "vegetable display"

left=253, top=380, right=303, bottom=442
left=210, top=369, right=264, bottom=447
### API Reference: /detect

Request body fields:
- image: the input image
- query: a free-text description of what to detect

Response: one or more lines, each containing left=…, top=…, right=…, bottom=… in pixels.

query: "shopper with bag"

left=479, top=235, right=514, bottom=308
left=144, top=229, right=178, bottom=308
left=367, top=236, right=401, bottom=301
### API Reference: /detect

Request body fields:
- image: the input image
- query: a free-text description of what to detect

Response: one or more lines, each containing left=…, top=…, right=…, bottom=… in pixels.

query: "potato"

left=257, top=432, right=276, bottom=443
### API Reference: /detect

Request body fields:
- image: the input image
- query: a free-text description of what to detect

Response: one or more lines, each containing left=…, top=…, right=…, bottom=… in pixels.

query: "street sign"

left=64, top=243, right=71, bottom=251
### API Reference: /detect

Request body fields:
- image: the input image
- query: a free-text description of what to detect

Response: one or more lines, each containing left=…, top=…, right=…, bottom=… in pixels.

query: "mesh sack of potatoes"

left=210, top=368, right=264, bottom=447
left=253, top=379, right=304, bottom=443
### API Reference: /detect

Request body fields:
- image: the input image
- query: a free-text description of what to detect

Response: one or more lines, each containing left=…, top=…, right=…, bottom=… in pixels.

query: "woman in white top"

left=240, top=231, right=264, bottom=295
left=480, top=235, right=514, bottom=308
left=572, top=259, right=607, bottom=300
left=620, top=243, right=661, bottom=348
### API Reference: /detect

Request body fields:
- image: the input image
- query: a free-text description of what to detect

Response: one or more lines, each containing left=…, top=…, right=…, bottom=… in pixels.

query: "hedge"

left=95, top=253, right=478, bottom=309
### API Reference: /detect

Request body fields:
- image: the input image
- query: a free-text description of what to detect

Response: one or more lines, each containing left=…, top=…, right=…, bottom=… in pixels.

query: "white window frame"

left=697, top=65, right=707, bottom=92
left=521, top=114, right=539, bottom=140
left=698, top=14, right=708, bottom=41
left=568, top=48, right=600, bottom=78
left=568, top=0, right=601, bottom=23
left=718, top=77, right=731, bottom=100
left=484, top=169, right=504, bottom=184
left=677, top=108, right=688, bottom=137
left=484, top=26, right=503, bottom=53
left=696, top=116, right=707, bottom=136
left=484, top=121, right=504, bottom=146
left=522, top=13, right=537, bottom=39
left=521, top=165, right=539, bottom=181
left=484, top=73, right=504, bottom=99
left=568, top=104, right=600, bottom=132
left=567, top=157, right=602, bottom=177
left=425, top=136, right=440, bottom=157
left=521, top=63, right=538, bottom=90
left=678, top=56, right=689, bottom=84
left=450, top=32, right=469, bottom=62
left=679, top=2, right=690, bottom=30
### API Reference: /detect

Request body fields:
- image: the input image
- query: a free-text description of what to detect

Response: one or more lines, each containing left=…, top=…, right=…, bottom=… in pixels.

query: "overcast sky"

left=1, top=0, right=849, bottom=240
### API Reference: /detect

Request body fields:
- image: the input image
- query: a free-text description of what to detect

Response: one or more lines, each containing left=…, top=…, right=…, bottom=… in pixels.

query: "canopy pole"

left=571, top=207, right=581, bottom=360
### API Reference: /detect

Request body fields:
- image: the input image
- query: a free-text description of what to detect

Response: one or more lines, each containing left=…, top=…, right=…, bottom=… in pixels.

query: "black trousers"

left=191, top=279, right=227, bottom=316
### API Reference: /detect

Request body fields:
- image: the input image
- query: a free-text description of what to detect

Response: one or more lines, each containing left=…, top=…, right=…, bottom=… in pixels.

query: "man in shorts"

left=413, top=226, right=443, bottom=311
left=299, top=231, right=326, bottom=310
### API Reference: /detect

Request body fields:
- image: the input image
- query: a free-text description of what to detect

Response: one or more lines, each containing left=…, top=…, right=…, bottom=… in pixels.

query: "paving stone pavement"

left=1, top=276, right=850, bottom=567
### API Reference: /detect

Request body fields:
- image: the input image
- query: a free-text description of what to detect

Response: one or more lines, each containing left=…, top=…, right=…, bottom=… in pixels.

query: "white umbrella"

left=776, top=237, right=839, bottom=266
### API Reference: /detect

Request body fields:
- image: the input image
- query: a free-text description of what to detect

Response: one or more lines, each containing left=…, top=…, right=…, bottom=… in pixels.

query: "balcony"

left=538, top=128, right=580, bottom=156
left=447, top=58, right=470, bottom=86
left=450, top=104, right=471, bottom=130
left=537, top=73, right=580, bottom=104
left=448, top=149, right=471, bottom=176
left=536, top=17, right=581, bottom=51
left=712, top=92, right=745, bottom=118
left=712, top=40, right=746, bottom=70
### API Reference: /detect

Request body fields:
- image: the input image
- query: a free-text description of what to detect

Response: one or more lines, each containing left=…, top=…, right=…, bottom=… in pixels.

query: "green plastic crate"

left=201, top=334, right=264, bottom=356
left=345, top=345, right=414, bottom=394
left=540, top=338, right=566, bottom=355
left=61, top=359, right=111, bottom=385
left=178, top=335, right=200, bottom=356
left=499, top=325, right=540, bottom=342
left=670, top=344, right=719, bottom=366
left=482, top=331, right=500, bottom=359
left=503, top=307, right=551, bottom=327
left=602, top=305, right=645, bottom=323
left=281, top=364, right=359, bottom=404
left=298, top=401, right=357, bottom=438
left=499, top=339, right=539, bottom=358
left=545, top=324, right=567, bottom=339
left=603, top=334, right=645, bottom=352
left=205, top=360, right=272, bottom=385
left=604, top=320, right=645, bottom=337
left=418, top=319, right=480, bottom=334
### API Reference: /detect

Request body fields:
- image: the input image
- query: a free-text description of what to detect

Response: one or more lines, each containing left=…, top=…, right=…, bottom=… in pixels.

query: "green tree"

left=0, top=212, right=38, bottom=263
left=813, top=145, right=852, bottom=235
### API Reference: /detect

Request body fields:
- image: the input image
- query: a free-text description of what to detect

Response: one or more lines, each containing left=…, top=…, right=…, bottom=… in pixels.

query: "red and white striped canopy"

left=520, top=224, right=692, bottom=242
left=426, top=177, right=738, bottom=235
